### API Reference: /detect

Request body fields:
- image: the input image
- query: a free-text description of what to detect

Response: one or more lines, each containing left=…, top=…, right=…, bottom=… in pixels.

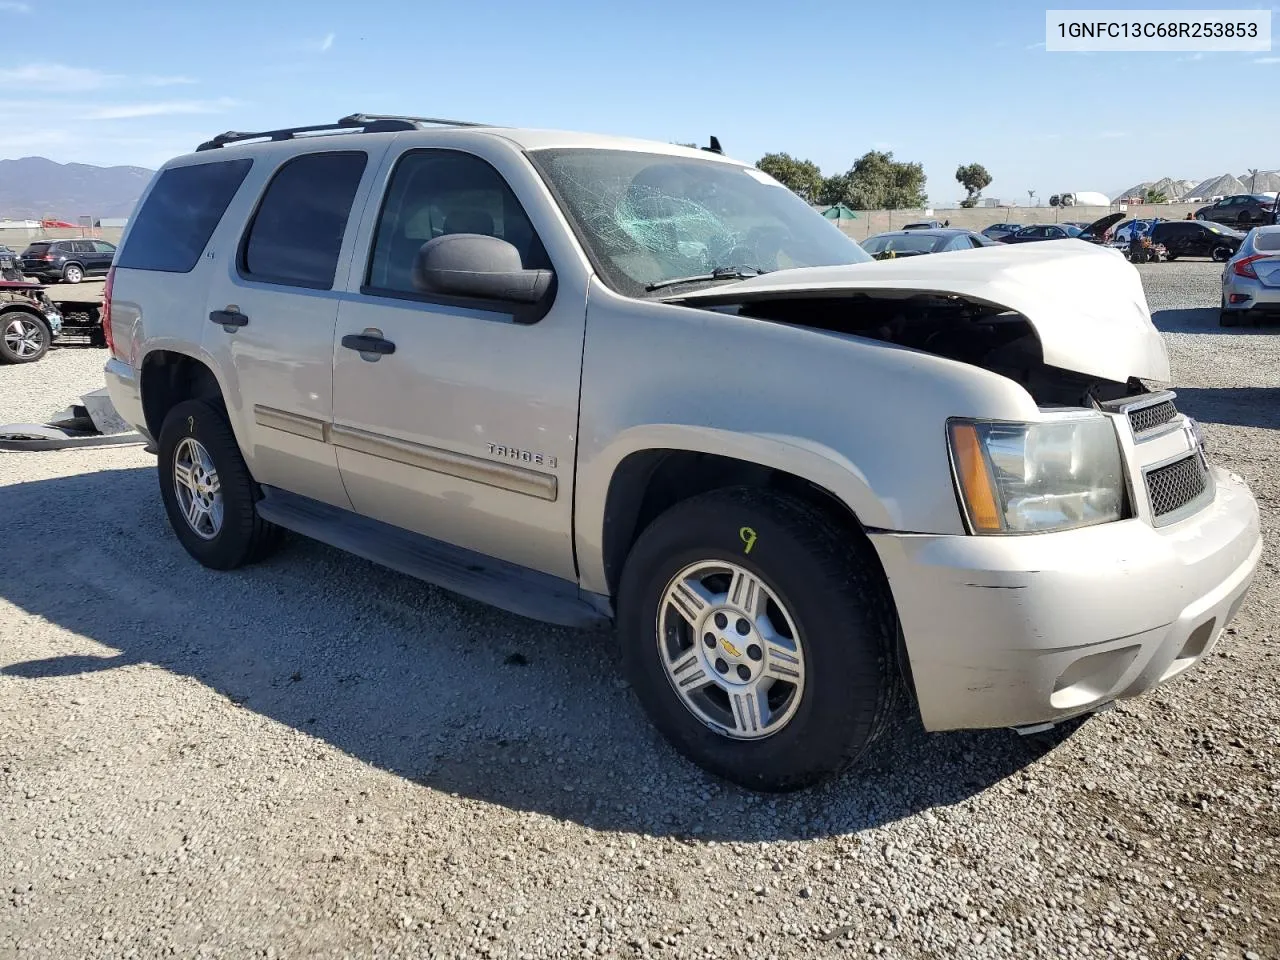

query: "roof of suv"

left=179, top=116, right=744, bottom=168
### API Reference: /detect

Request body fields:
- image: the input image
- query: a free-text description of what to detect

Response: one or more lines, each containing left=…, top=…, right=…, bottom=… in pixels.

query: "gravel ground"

left=0, top=344, right=110, bottom=427
left=1, top=262, right=1277, bottom=960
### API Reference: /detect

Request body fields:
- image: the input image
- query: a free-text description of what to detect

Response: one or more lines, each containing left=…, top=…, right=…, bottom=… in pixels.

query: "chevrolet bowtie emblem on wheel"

left=721, top=639, right=742, bottom=658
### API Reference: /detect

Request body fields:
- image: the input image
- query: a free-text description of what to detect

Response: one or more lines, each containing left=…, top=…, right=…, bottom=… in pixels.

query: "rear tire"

left=61, top=263, right=84, bottom=283
left=157, top=399, right=282, bottom=570
left=0, top=311, right=50, bottom=363
left=1219, top=309, right=1238, bottom=327
left=617, top=487, right=900, bottom=792
left=1212, top=246, right=1232, bottom=262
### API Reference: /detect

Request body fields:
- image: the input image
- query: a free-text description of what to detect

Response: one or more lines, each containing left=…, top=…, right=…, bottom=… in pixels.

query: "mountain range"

left=0, top=157, right=155, bottom=220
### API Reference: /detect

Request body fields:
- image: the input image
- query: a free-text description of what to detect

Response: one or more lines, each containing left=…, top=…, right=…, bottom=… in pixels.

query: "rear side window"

left=115, top=159, right=252, bottom=273
left=240, top=151, right=367, bottom=290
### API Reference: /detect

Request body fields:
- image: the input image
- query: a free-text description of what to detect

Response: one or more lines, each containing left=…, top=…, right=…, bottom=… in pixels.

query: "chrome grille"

left=1128, top=399, right=1178, bottom=435
left=1146, top=453, right=1209, bottom=520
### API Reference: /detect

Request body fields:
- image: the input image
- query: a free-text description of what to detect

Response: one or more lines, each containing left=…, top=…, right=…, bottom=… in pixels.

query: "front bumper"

left=871, top=466, right=1262, bottom=731
left=103, top=357, right=149, bottom=441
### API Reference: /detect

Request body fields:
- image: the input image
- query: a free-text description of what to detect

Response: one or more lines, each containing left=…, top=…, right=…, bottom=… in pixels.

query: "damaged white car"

left=102, top=118, right=1262, bottom=791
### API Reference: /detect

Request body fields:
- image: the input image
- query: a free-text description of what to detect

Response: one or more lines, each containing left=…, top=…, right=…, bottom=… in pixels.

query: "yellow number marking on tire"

left=739, top=526, right=758, bottom=555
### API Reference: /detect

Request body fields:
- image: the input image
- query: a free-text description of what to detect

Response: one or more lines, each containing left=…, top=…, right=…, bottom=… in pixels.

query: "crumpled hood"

left=676, top=240, right=1171, bottom=384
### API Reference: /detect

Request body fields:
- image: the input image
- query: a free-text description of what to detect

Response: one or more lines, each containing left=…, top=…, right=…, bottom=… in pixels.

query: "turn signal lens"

left=1233, top=254, right=1265, bottom=279
left=101, top=267, right=116, bottom=358
left=948, top=422, right=1002, bottom=532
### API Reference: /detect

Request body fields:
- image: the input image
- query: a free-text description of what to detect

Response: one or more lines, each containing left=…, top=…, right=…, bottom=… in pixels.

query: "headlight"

left=948, top=415, right=1126, bottom=534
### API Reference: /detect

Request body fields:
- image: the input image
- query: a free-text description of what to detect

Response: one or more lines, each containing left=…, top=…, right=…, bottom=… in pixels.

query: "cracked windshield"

left=530, top=148, right=871, bottom=296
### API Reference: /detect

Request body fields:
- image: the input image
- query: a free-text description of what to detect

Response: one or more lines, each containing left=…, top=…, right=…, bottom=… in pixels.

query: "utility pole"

left=1027, top=189, right=1036, bottom=208
left=1248, top=168, right=1258, bottom=192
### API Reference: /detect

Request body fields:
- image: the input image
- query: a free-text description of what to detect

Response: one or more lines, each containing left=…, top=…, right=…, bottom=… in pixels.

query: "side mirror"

left=412, top=234, right=553, bottom=305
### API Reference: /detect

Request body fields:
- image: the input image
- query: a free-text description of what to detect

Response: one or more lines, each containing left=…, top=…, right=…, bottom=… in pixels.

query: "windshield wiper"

left=645, top=265, right=768, bottom=293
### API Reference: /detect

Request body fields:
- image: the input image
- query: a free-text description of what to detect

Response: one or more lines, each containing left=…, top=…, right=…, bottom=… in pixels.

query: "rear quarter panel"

left=111, top=153, right=267, bottom=463
left=109, top=163, right=234, bottom=432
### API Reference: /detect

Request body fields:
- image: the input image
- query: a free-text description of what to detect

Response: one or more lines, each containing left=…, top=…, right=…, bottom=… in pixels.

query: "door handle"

left=209, top=308, right=248, bottom=329
left=341, top=333, right=396, bottom=356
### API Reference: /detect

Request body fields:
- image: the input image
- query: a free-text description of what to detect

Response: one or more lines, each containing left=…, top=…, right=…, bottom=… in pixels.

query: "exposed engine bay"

left=710, top=292, right=1154, bottom=407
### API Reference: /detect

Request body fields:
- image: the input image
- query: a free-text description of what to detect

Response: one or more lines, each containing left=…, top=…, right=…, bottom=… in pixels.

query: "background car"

left=0, top=279, right=63, bottom=363
left=900, top=219, right=946, bottom=230
left=1150, top=220, right=1244, bottom=262
left=1075, top=212, right=1125, bottom=245
left=20, top=238, right=116, bottom=283
left=1220, top=224, right=1280, bottom=326
left=981, top=222, right=1021, bottom=240
left=1113, top=218, right=1161, bottom=246
left=0, top=244, right=24, bottom=280
left=998, top=223, right=1083, bottom=243
left=860, top=228, right=998, bottom=258
left=1194, top=194, right=1278, bottom=229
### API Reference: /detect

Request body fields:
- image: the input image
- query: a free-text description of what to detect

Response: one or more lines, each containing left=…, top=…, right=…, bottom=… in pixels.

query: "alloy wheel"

left=173, top=437, right=224, bottom=540
left=2, top=316, right=45, bottom=359
left=656, top=560, right=806, bottom=740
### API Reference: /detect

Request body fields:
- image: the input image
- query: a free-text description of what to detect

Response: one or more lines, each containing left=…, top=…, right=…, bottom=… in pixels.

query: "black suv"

left=20, top=239, right=117, bottom=283
left=1193, top=194, right=1278, bottom=229
left=1150, top=220, right=1244, bottom=261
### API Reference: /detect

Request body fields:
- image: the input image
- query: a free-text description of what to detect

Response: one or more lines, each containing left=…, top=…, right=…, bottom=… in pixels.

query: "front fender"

left=574, top=425, right=890, bottom=596
left=573, top=279, right=1042, bottom=598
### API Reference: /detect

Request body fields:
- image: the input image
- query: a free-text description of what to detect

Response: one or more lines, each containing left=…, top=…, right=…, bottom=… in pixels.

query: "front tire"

left=617, top=487, right=900, bottom=791
left=61, top=263, right=83, bottom=283
left=157, top=399, right=281, bottom=570
left=0, top=311, right=50, bottom=363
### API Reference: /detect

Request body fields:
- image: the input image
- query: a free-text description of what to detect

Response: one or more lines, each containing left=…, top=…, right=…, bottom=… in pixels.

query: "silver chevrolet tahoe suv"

left=102, top=114, right=1263, bottom=791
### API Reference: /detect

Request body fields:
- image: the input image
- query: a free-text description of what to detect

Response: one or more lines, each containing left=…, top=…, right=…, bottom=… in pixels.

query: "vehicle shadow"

left=1171, top=387, right=1280, bottom=431
left=0, top=467, right=1064, bottom=841
left=1151, top=307, right=1280, bottom=334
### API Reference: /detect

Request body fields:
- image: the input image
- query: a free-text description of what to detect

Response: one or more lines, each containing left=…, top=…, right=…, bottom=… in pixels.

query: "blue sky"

left=0, top=0, right=1276, bottom=204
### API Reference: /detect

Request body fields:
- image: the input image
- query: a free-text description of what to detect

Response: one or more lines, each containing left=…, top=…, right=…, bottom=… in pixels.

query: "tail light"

left=41, top=254, right=54, bottom=261
left=101, top=266, right=117, bottom=357
left=1233, top=254, right=1266, bottom=279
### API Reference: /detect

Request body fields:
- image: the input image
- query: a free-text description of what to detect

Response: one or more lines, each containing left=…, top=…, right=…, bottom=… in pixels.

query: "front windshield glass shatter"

left=529, top=148, right=871, bottom=297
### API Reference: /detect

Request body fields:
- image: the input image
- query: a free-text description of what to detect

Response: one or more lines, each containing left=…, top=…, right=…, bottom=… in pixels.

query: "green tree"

left=1143, top=189, right=1168, bottom=204
left=821, top=151, right=927, bottom=209
left=755, top=152, right=825, bottom=203
left=818, top=172, right=851, bottom=206
left=955, top=163, right=992, bottom=208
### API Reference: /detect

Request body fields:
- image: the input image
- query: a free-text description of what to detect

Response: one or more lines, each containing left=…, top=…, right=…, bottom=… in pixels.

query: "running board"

left=255, top=487, right=610, bottom=629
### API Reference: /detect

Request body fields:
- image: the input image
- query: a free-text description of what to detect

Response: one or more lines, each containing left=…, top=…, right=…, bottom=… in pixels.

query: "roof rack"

left=195, top=112, right=491, bottom=152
